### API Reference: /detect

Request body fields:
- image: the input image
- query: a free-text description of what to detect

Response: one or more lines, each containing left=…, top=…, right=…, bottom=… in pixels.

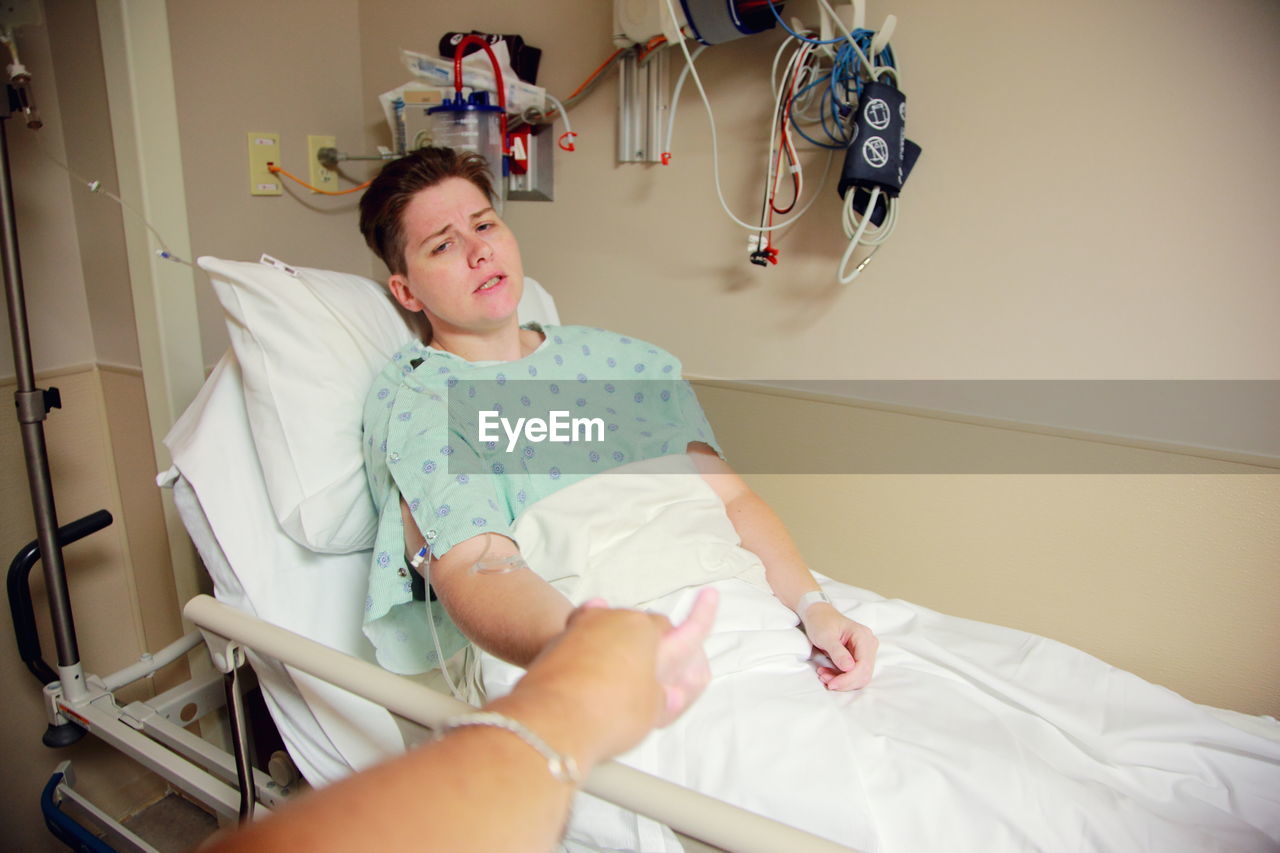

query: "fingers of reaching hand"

left=654, top=587, right=719, bottom=724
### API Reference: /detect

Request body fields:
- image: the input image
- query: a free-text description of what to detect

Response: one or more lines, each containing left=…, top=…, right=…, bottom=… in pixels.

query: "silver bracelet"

left=795, top=589, right=833, bottom=622
left=437, top=711, right=582, bottom=784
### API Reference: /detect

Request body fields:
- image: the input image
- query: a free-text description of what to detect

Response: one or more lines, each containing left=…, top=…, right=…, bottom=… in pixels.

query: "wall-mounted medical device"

left=426, top=91, right=506, bottom=183
left=614, top=0, right=781, bottom=46
left=377, top=35, right=563, bottom=203
left=619, top=0, right=922, bottom=283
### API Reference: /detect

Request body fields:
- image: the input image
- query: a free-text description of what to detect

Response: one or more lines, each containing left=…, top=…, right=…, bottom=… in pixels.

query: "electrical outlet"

left=247, top=132, right=281, bottom=196
left=307, top=135, right=337, bottom=193
left=0, top=0, right=43, bottom=28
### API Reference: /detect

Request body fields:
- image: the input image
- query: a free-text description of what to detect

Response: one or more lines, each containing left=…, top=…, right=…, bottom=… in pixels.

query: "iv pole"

left=2, top=49, right=98, bottom=746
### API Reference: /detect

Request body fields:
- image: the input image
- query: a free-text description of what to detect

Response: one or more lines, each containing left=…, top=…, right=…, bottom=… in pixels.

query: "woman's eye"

left=477, top=222, right=494, bottom=232
left=430, top=241, right=452, bottom=255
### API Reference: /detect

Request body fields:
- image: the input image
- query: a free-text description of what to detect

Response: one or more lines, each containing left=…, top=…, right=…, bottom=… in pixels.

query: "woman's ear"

left=389, top=274, right=424, bottom=312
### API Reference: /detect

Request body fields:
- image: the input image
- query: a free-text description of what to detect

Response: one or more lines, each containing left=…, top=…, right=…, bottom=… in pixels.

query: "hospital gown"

left=361, top=323, right=721, bottom=674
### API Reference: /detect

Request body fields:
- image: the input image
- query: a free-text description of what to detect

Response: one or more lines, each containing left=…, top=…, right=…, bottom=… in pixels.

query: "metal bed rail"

left=184, top=594, right=859, bottom=853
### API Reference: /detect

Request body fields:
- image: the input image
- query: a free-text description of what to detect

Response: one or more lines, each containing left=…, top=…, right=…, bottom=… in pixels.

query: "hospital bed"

left=28, top=254, right=841, bottom=851
left=26, top=253, right=1280, bottom=852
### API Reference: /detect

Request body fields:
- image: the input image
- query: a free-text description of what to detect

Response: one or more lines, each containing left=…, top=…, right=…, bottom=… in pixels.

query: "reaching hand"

left=574, top=587, right=718, bottom=727
left=801, top=604, right=878, bottom=691
left=653, top=587, right=718, bottom=724
left=518, top=590, right=719, bottom=764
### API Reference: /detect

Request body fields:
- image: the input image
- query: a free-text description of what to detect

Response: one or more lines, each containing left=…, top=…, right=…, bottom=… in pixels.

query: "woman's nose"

left=467, top=235, right=494, bottom=266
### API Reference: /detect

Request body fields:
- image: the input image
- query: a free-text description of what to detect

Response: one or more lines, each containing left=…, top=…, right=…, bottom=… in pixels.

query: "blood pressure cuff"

left=842, top=139, right=922, bottom=225
left=837, top=80, right=921, bottom=204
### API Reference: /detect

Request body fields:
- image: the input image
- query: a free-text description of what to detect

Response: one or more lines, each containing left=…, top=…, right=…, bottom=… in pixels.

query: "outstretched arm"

left=687, top=444, right=878, bottom=690
left=208, top=591, right=719, bottom=853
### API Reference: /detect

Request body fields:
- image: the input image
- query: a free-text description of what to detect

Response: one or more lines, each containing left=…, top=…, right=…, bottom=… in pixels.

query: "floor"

left=120, top=793, right=219, bottom=852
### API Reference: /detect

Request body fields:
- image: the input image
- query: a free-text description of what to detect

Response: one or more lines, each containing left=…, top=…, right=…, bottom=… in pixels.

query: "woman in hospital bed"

left=357, top=148, right=1280, bottom=852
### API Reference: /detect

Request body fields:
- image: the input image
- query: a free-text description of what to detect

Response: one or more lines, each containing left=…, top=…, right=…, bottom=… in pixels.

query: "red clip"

left=764, top=247, right=780, bottom=265
left=508, top=128, right=531, bottom=174
left=660, top=152, right=672, bottom=165
left=559, top=132, right=578, bottom=152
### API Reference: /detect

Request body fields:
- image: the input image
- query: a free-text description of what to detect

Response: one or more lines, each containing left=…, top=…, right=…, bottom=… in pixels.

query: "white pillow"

left=198, top=255, right=558, bottom=554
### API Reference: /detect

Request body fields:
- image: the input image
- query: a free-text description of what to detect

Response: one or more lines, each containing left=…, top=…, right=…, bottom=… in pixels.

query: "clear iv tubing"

left=542, top=92, right=576, bottom=151
left=419, top=534, right=525, bottom=702
left=33, top=137, right=191, bottom=266
left=661, top=0, right=829, bottom=233
left=416, top=542, right=467, bottom=701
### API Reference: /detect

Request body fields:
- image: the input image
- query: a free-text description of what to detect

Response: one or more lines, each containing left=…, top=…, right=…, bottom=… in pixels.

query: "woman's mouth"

left=475, top=275, right=503, bottom=292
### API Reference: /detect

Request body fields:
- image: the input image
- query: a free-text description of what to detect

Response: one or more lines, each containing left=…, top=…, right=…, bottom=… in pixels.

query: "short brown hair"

left=358, top=147, right=495, bottom=275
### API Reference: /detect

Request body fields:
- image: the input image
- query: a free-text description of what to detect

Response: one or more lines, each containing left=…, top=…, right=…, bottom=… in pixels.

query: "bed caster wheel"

left=43, top=721, right=86, bottom=748
left=268, top=750, right=299, bottom=787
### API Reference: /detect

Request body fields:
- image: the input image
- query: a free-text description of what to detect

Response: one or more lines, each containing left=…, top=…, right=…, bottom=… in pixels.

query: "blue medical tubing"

left=765, top=0, right=852, bottom=45
left=765, top=0, right=896, bottom=73
left=780, top=33, right=898, bottom=150
left=788, top=76, right=848, bottom=149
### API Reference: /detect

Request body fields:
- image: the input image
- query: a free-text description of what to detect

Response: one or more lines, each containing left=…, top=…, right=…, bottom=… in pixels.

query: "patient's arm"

left=687, top=444, right=878, bottom=690
left=402, top=499, right=572, bottom=668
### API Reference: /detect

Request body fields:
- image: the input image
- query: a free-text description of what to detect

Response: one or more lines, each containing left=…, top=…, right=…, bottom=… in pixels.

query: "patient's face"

left=388, top=177, right=524, bottom=337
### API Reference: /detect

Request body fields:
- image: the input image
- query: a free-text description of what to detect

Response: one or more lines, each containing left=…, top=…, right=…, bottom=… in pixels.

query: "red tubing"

left=452, top=35, right=510, bottom=155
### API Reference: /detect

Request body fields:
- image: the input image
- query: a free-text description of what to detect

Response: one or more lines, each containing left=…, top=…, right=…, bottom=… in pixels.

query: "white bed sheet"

left=483, top=465, right=1280, bottom=853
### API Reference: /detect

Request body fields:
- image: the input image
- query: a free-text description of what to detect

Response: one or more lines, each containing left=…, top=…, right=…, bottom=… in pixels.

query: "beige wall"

left=0, top=8, right=95, bottom=379
left=698, top=382, right=1280, bottom=716
left=167, top=0, right=371, bottom=369
left=47, top=2, right=140, bottom=371
left=360, top=0, right=1280, bottom=382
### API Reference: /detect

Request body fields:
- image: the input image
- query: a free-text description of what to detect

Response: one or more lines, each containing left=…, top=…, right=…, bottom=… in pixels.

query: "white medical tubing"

left=815, top=0, right=883, bottom=83
left=662, top=0, right=832, bottom=234
left=184, top=595, right=860, bottom=853
left=543, top=92, right=574, bottom=144
left=838, top=187, right=882, bottom=284
left=662, top=45, right=707, bottom=159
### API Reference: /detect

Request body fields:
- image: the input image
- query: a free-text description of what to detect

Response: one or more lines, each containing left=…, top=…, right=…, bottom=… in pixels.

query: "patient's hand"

left=802, top=605, right=878, bottom=691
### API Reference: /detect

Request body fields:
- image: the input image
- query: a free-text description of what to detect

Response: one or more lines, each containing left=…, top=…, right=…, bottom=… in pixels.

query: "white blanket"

left=483, top=458, right=1280, bottom=852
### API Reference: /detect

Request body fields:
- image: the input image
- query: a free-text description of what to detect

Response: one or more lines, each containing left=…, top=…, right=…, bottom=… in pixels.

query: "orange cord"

left=566, top=47, right=626, bottom=101
left=268, top=163, right=371, bottom=196
left=637, top=35, right=668, bottom=63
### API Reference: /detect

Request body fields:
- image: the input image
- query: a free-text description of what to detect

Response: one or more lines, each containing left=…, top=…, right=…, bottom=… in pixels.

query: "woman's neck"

left=429, top=322, right=543, bottom=363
